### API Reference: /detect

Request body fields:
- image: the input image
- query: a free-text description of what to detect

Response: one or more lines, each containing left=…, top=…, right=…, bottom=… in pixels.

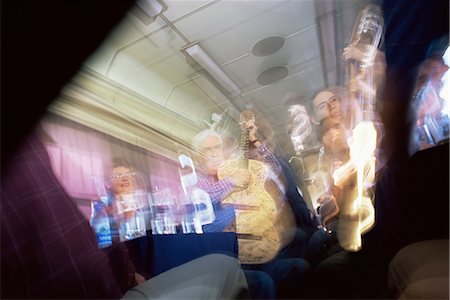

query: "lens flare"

left=333, top=121, right=377, bottom=251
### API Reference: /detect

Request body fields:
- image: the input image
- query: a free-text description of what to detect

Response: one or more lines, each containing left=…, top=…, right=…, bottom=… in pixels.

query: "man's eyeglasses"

left=110, top=172, right=136, bottom=179
left=201, top=144, right=222, bottom=156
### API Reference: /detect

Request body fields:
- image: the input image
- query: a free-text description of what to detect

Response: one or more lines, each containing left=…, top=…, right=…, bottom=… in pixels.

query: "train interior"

left=2, top=0, right=449, bottom=299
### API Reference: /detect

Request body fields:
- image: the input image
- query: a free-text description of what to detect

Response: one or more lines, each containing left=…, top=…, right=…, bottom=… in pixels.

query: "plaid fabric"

left=251, top=143, right=281, bottom=175
left=1, top=133, right=135, bottom=298
left=197, top=173, right=236, bottom=232
left=197, top=173, right=235, bottom=206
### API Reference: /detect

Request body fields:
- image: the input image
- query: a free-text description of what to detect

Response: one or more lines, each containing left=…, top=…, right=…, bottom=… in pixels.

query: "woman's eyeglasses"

left=110, top=172, right=136, bottom=179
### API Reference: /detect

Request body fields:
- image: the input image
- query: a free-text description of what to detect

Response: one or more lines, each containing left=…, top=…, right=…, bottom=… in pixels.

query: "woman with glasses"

left=106, top=158, right=150, bottom=241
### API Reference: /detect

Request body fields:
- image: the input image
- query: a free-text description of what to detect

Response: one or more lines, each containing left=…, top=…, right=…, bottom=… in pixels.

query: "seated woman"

left=105, top=158, right=151, bottom=241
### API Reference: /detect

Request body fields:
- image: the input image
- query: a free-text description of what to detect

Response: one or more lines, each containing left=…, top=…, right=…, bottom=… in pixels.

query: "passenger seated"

left=191, top=111, right=334, bottom=298
left=102, top=158, right=151, bottom=241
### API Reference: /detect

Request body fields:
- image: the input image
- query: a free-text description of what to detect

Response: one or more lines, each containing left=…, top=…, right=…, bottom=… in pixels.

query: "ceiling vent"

left=256, top=66, right=289, bottom=85
left=251, top=36, right=285, bottom=57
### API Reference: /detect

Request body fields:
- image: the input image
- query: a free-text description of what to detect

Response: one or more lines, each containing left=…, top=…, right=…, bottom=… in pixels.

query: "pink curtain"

left=41, top=117, right=181, bottom=207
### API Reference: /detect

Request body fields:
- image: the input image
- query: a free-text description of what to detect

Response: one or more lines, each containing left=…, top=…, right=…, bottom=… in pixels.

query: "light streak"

left=333, top=121, right=376, bottom=251
left=288, top=104, right=312, bottom=153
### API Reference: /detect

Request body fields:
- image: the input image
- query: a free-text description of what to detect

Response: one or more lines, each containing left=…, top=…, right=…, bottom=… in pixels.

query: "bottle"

left=119, top=193, right=147, bottom=241
left=90, top=200, right=113, bottom=248
left=180, top=195, right=196, bottom=234
left=120, top=209, right=146, bottom=241
left=150, top=188, right=177, bottom=235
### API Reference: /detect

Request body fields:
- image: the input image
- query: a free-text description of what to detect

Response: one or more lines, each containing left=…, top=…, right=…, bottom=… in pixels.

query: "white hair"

left=191, top=129, right=222, bottom=151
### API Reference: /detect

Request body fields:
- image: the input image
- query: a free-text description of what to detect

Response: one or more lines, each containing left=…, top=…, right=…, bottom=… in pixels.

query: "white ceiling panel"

left=78, top=0, right=374, bottom=156
left=240, top=63, right=324, bottom=104
left=175, top=1, right=315, bottom=65
left=224, top=26, right=322, bottom=93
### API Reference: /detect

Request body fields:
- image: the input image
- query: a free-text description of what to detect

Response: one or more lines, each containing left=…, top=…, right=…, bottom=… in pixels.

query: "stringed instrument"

left=332, top=4, right=382, bottom=251
left=218, top=110, right=295, bottom=264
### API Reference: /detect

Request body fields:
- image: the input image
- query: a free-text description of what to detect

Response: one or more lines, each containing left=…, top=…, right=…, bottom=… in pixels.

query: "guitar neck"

left=239, top=128, right=250, bottom=169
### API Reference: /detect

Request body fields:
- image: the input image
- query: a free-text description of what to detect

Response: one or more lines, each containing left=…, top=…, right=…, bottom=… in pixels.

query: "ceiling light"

left=130, top=0, right=166, bottom=25
left=137, top=0, right=163, bottom=17
left=182, top=43, right=240, bottom=96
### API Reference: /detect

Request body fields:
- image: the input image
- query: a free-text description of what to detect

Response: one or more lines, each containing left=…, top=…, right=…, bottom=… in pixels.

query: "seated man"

left=191, top=129, right=249, bottom=233
left=314, top=117, right=350, bottom=228
left=301, top=87, right=351, bottom=226
left=191, top=120, right=282, bottom=234
left=191, top=118, right=319, bottom=299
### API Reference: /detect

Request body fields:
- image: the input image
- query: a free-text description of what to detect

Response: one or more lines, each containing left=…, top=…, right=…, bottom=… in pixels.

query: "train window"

left=414, top=46, right=450, bottom=150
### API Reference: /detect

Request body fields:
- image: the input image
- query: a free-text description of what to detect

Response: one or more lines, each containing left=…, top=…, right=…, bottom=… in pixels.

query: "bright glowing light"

left=351, top=122, right=377, bottom=203
left=288, top=104, right=312, bottom=153
left=333, top=121, right=376, bottom=251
